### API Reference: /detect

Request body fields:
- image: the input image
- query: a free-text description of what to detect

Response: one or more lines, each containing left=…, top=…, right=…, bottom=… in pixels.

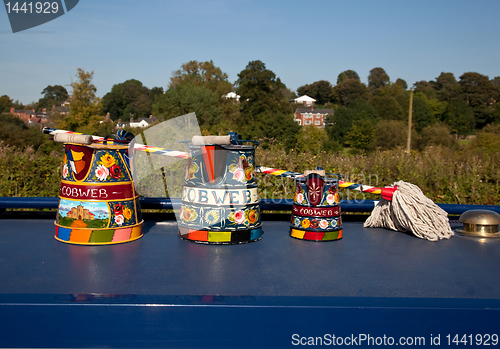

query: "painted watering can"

left=54, top=131, right=143, bottom=244
left=178, top=133, right=262, bottom=244
left=290, top=168, right=342, bottom=241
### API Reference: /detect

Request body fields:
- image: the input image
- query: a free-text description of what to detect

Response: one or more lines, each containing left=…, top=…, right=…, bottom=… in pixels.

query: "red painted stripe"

left=201, top=146, right=216, bottom=183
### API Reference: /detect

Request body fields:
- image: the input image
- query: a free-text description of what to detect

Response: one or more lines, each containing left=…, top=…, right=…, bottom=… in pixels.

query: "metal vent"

left=456, top=210, right=500, bottom=238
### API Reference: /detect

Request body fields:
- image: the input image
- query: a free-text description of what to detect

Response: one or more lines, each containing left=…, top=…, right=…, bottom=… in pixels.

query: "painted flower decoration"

left=319, top=220, right=329, bottom=229
left=114, top=203, right=124, bottom=216
left=183, top=207, right=197, bottom=222
left=296, top=193, right=305, bottom=204
left=247, top=209, right=258, bottom=224
left=234, top=210, right=246, bottom=224
left=245, top=166, right=254, bottom=181
left=123, top=207, right=132, bottom=220
left=233, top=168, right=245, bottom=182
left=301, top=218, right=310, bottom=229
left=95, top=165, right=109, bottom=181
left=294, top=217, right=301, bottom=226
left=115, top=214, right=124, bottom=225
left=62, top=164, right=69, bottom=179
left=328, top=186, right=337, bottom=194
left=109, top=164, right=122, bottom=179
left=100, top=153, right=116, bottom=168
left=331, top=219, right=338, bottom=228
left=326, top=193, right=335, bottom=205
left=334, top=193, right=340, bottom=203
left=186, top=162, right=199, bottom=180
left=309, top=219, right=319, bottom=229
left=204, top=210, right=219, bottom=225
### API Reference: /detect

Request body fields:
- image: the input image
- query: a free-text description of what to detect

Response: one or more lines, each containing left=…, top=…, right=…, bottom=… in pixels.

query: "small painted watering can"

left=178, top=133, right=262, bottom=244
left=54, top=131, right=143, bottom=244
left=290, top=168, right=342, bottom=241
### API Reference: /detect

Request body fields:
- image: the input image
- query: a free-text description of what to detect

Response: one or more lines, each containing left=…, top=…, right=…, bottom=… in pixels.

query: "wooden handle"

left=53, top=133, right=92, bottom=145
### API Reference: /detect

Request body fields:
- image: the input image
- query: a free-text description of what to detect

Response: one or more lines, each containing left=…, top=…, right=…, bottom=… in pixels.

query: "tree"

left=368, top=67, right=390, bottom=90
left=434, top=72, right=460, bottom=102
left=443, top=97, right=475, bottom=136
left=0, top=95, right=13, bottom=113
left=412, top=94, right=436, bottom=132
left=395, top=78, right=408, bottom=90
left=152, top=83, right=221, bottom=130
left=375, top=120, right=409, bottom=150
left=61, top=68, right=102, bottom=132
left=296, top=80, right=333, bottom=105
left=414, top=80, right=437, bottom=100
left=337, top=70, right=360, bottom=84
left=235, top=60, right=299, bottom=148
left=369, top=95, right=404, bottom=120
left=418, top=124, right=457, bottom=150
left=102, top=79, right=154, bottom=121
left=458, top=72, right=500, bottom=128
left=169, top=60, right=233, bottom=96
left=38, top=85, right=68, bottom=111
left=331, top=79, right=370, bottom=106
left=345, top=119, right=376, bottom=152
left=295, top=125, right=329, bottom=153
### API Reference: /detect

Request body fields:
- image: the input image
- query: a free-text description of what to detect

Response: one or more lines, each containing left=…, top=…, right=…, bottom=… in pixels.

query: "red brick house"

left=9, top=107, right=48, bottom=125
left=294, top=108, right=334, bottom=127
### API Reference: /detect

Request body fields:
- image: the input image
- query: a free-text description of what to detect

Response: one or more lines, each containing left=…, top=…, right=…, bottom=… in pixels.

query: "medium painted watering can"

left=178, top=133, right=262, bottom=244
left=54, top=131, right=143, bottom=244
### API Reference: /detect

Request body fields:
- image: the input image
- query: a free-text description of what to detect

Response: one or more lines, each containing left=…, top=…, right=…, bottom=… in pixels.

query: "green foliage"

left=296, top=80, right=333, bottom=105
left=374, top=120, right=408, bottom=150
left=368, top=67, right=390, bottom=90
left=417, top=123, right=457, bottom=150
left=38, top=85, right=68, bottom=111
left=235, top=60, right=299, bottom=148
left=412, top=94, right=436, bottom=132
left=0, top=95, right=13, bottom=113
left=337, top=70, right=360, bottom=84
left=472, top=124, right=500, bottom=152
left=0, top=113, right=45, bottom=150
left=331, top=79, right=370, bottom=106
left=60, top=68, right=102, bottom=133
left=369, top=95, right=404, bottom=120
left=0, top=144, right=62, bottom=197
left=295, top=125, right=329, bottom=153
left=344, top=119, right=376, bottom=152
left=443, top=97, right=475, bottom=135
left=102, top=79, right=158, bottom=121
left=152, top=83, right=221, bottom=131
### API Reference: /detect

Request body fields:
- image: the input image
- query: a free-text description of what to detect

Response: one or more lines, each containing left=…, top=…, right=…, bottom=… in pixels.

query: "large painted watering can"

left=54, top=131, right=143, bottom=244
left=290, top=168, right=342, bottom=241
left=178, top=133, right=262, bottom=244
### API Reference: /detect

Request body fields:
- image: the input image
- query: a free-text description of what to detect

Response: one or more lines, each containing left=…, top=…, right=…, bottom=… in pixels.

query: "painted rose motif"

left=245, top=166, right=254, bottom=181
left=109, top=164, right=122, bottom=179
left=328, top=186, right=337, bottom=194
left=95, top=165, right=109, bottom=181
left=301, top=218, right=310, bottom=228
left=233, top=168, right=245, bottom=182
left=186, top=161, right=199, bottom=180
left=319, top=220, right=329, bottom=229
left=233, top=210, right=245, bottom=224
left=100, top=153, right=116, bottom=168
left=114, top=203, right=124, bottom=216
left=326, top=193, right=335, bottom=205
left=115, top=214, right=124, bottom=225
left=62, top=164, right=69, bottom=179
left=123, top=207, right=132, bottom=220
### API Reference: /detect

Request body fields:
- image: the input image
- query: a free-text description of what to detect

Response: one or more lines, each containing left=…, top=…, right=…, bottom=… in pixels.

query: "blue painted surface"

left=0, top=201, right=500, bottom=348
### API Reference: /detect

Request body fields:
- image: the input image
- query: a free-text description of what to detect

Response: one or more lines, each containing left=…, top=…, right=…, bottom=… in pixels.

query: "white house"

left=223, top=92, right=240, bottom=102
left=294, top=95, right=316, bottom=107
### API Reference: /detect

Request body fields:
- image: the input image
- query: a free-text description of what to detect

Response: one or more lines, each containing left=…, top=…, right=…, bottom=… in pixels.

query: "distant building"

left=294, top=108, right=334, bottom=127
left=125, top=115, right=157, bottom=128
left=66, top=204, right=95, bottom=220
left=9, top=108, right=48, bottom=125
left=293, top=95, right=316, bottom=107
left=223, top=92, right=240, bottom=102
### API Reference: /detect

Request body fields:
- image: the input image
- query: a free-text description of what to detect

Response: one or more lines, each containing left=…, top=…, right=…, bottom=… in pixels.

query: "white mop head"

left=364, top=181, right=454, bottom=241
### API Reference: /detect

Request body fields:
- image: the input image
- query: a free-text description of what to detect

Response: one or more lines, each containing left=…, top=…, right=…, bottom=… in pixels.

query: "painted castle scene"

left=57, top=199, right=109, bottom=229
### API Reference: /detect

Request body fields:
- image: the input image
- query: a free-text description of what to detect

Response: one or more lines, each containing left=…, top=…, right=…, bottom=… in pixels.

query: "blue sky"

left=1, top=0, right=500, bottom=104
